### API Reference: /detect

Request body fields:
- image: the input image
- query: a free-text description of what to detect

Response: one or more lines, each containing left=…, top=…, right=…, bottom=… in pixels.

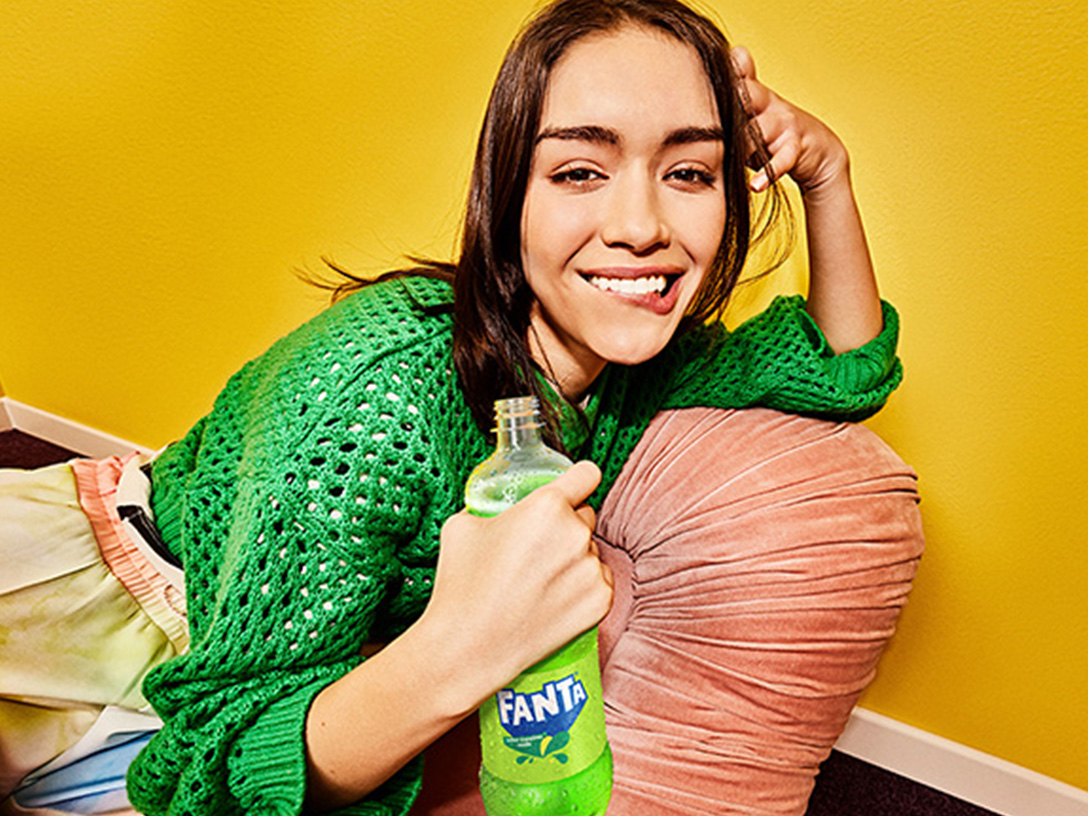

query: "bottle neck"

left=495, top=419, right=545, bottom=451
left=493, top=397, right=546, bottom=452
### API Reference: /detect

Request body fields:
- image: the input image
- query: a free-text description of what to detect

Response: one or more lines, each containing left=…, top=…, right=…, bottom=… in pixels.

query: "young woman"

left=1, top=0, right=912, bottom=813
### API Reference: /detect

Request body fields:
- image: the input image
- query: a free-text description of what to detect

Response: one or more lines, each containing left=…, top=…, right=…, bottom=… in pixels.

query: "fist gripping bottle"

left=465, top=396, right=613, bottom=816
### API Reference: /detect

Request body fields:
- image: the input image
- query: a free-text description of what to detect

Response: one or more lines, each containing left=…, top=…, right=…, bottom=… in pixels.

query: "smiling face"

left=521, top=24, right=726, bottom=398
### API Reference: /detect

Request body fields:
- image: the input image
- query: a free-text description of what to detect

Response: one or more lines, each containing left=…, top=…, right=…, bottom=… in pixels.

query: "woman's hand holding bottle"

left=306, top=460, right=612, bottom=811
left=425, top=460, right=614, bottom=708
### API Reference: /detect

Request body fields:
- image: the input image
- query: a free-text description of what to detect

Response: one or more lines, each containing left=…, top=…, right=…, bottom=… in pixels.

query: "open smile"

left=578, top=267, right=685, bottom=314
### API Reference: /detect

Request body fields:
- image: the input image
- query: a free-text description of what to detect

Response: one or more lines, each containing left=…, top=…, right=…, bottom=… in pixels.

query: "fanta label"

left=497, top=674, right=587, bottom=735
left=480, top=638, right=606, bottom=784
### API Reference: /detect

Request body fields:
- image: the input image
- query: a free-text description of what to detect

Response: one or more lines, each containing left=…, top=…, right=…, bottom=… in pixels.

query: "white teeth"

left=587, top=275, right=667, bottom=295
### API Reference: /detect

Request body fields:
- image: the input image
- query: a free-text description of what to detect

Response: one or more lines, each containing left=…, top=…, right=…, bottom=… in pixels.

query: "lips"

left=578, top=267, right=685, bottom=315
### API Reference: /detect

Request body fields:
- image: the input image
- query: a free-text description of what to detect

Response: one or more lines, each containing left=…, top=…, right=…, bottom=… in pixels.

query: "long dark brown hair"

left=317, top=0, right=792, bottom=446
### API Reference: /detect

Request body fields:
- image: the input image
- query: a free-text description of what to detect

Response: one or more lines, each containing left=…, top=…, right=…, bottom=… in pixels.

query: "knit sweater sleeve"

left=129, top=280, right=457, bottom=815
left=662, top=294, right=902, bottom=420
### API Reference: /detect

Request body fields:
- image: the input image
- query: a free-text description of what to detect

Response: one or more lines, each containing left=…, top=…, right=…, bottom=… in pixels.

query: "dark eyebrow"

left=535, top=125, right=620, bottom=146
left=663, top=126, right=725, bottom=146
left=534, top=124, right=724, bottom=148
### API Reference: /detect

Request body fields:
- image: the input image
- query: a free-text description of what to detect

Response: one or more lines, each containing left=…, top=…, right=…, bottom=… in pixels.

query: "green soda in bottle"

left=465, top=396, right=613, bottom=816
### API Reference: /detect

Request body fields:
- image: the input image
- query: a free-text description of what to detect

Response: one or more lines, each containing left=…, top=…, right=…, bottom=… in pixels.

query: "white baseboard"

left=0, top=397, right=153, bottom=458
left=3, top=399, right=1087, bottom=814
left=834, top=707, right=1088, bottom=815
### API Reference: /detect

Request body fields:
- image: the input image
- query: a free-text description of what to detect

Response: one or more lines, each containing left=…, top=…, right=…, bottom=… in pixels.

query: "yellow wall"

left=2, top=0, right=1086, bottom=792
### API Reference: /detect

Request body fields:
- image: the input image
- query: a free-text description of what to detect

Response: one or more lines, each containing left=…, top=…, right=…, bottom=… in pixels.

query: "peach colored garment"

left=70, top=456, right=188, bottom=655
left=410, top=408, right=923, bottom=815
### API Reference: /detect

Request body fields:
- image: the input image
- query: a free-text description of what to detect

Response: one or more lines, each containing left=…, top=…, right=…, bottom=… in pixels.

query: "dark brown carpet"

left=805, top=751, right=997, bottom=815
left=0, top=429, right=87, bottom=468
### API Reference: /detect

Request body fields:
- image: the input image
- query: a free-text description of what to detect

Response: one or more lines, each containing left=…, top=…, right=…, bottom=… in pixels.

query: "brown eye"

left=666, top=168, right=716, bottom=186
left=550, top=167, right=606, bottom=185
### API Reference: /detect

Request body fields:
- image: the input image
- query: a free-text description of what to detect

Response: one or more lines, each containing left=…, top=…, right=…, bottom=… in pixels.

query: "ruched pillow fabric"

left=410, top=407, right=923, bottom=815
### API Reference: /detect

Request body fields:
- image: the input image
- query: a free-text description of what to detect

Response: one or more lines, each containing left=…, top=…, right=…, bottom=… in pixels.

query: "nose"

left=600, top=171, right=670, bottom=253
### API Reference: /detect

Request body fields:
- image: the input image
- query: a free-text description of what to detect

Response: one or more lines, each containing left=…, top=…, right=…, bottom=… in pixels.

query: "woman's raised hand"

left=731, top=45, right=883, bottom=353
left=731, top=46, right=850, bottom=198
left=427, top=460, right=614, bottom=703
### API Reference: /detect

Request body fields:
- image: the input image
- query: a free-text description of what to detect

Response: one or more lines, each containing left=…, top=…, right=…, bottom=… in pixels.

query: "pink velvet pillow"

left=411, top=408, right=923, bottom=815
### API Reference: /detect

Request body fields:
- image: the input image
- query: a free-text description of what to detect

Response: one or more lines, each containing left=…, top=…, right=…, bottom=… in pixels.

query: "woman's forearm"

left=801, top=164, right=883, bottom=354
left=305, top=463, right=609, bottom=812
left=730, top=47, right=884, bottom=353
left=304, top=611, right=482, bottom=812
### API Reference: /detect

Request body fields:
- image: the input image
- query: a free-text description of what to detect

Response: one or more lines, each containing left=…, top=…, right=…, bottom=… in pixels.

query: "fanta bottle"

left=465, top=396, right=613, bottom=816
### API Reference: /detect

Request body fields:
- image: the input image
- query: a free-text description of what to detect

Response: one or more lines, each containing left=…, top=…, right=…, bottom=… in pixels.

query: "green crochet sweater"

left=128, top=276, right=901, bottom=815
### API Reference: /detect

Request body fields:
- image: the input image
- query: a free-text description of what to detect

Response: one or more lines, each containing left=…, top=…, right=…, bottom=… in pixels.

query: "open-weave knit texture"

left=128, top=276, right=901, bottom=815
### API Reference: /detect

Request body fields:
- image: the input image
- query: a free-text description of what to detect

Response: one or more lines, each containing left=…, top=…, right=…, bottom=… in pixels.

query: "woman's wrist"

left=798, top=151, right=852, bottom=205
left=409, top=606, right=505, bottom=720
left=800, top=155, right=883, bottom=354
